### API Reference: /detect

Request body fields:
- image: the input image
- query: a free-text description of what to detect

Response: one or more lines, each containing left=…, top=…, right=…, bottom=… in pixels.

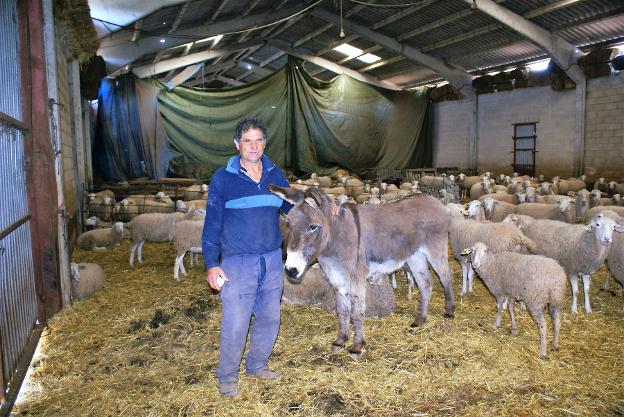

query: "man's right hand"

left=207, top=266, right=228, bottom=291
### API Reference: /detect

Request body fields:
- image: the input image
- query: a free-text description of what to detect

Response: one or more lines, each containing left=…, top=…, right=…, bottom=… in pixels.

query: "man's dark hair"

left=233, top=116, right=267, bottom=142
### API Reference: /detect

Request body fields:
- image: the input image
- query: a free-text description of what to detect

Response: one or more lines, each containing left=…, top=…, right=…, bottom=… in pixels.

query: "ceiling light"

left=271, top=105, right=276, bottom=109
left=247, top=65, right=252, bottom=70
left=526, top=59, right=550, bottom=72
left=159, top=39, right=166, bottom=43
left=333, top=43, right=363, bottom=58
left=357, top=53, right=381, bottom=64
left=504, top=67, right=517, bottom=72
left=486, top=71, right=500, bottom=76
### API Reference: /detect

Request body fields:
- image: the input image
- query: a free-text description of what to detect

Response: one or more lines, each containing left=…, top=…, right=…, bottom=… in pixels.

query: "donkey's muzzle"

left=285, top=267, right=301, bottom=280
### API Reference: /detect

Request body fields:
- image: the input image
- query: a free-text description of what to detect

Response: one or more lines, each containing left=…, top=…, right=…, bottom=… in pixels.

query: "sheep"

left=400, top=182, right=412, bottom=191
left=77, top=222, right=124, bottom=250
left=85, top=216, right=111, bottom=229
left=594, top=211, right=624, bottom=311
left=502, top=213, right=536, bottom=231
left=589, top=189, right=612, bottom=207
left=470, top=178, right=493, bottom=200
left=584, top=206, right=624, bottom=223
left=481, top=198, right=517, bottom=222
left=516, top=200, right=575, bottom=224
left=464, top=200, right=487, bottom=222
left=514, top=193, right=527, bottom=204
left=522, top=216, right=624, bottom=313
left=171, top=219, right=204, bottom=280
left=575, top=189, right=591, bottom=221
left=87, top=193, right=115, bottom=221
left=127, top=210, right=200, bottom=267
left=564, top=177, right=586, bottom=193
left=439, top=189, right=455, bottom=204
left=183, top=184, right=208, bottom=201
left=478, top=191, right=515, bottom=204
left=449, top=210, right=537, bottom=296
left=540, top=194, right=574, bottom=205
left=419, top=175, right=444, bottom=189
left=176, top=199, right=207, bottom=212
left=461, top=242, right=566, bottom=358
left=70, top=262, right=106, bottom=300
left=321, top=186, right=347, bottom=196
left=593, top=177, right=608, bottom=194
left=281, top=264, right=396, bottom=318
left=613, top=194, right=622, bottom=206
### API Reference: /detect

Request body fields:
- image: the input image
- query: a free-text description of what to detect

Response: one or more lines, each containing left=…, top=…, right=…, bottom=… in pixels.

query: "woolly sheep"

left=461, top=242, right=566, bottom=358
left=172, top=219, right=204, bottom=281
left=449, top=212, right=537, bottom=296
left=594, top=211, right=624, bottom=312
left=176, top=199, right=207, bottom=212
left=522, top=216, right=624, bottom=313
left=589, top=189, right=612, bottom=207
left=574, top=189, right=591, bottom=220
left=87, top=193, right=115, bottom=221
left=464, top=200, right=486, bottom=222
left=184, top=184, right=208, bottom=201
left=502, top=213, right=536, bottom=231
left=128, top=210, right=201, bottom=267
left=516, top=200, right=575, bottom=223
left=470, top=179, right=493, bottom=200
left=419, top=175, right=444, bottom=189
left=478, top=191, right=515, bottom=205
left=583, top=206, right=624, bottom=223
left=70, top=262, right=106, bottom=300
left=593, top=177, right=607, bottom=194
left=481, top=198, right=517, bottom=222
left=281, top=265, right=396, bottom=318
left=77, top=222, right=124, bottom=250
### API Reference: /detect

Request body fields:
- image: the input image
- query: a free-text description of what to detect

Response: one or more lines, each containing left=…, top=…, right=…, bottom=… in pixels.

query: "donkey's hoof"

left=410, top=316, right=427, bottom=328
left=331, top=342, right=345, bottom=352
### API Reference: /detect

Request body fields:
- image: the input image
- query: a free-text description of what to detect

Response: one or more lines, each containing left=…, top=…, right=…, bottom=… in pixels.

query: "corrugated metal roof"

left=96, top=0, right=624, bottom=89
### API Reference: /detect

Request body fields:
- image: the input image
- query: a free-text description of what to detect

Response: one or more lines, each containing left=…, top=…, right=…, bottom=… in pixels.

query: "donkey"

left=269, top=185, right=455, bottom=356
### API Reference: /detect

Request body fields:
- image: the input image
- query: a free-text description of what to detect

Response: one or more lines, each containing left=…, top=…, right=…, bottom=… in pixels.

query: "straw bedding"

left=13, top=241, right=624, bottom=416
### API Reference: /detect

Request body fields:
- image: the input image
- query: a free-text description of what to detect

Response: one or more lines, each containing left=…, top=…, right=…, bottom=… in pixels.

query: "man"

left=202, top=116, right=291, bottom=397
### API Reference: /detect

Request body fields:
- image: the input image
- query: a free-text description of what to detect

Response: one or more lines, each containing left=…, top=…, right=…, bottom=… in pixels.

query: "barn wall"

left=433, top=73, right=624, bottom=179
left=584, top=73, right=624, bottom=180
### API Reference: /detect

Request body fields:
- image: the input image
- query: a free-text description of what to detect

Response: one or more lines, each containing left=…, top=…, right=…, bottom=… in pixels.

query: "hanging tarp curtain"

left=158, top=57, right=432, bottom=178
left=94, top=57, right=431, bottom=181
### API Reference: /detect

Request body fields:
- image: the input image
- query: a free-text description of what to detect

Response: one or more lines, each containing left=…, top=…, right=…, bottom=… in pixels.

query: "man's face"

left=235, top=127, right=265, bottom=165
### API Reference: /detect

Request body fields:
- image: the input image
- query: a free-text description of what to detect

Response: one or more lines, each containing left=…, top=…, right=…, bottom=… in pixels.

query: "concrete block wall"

left=432, top=73, right=624, bottom=179
left=584, top=73, right=624, bottom=181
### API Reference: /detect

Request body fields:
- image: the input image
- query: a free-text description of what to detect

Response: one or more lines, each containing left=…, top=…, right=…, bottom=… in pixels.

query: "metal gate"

left=512, top=122, right=537, bottom=177
left=0, top=0, right=43, bottom=412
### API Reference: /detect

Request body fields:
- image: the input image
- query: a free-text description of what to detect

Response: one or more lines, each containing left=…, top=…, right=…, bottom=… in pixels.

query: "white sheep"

left=183, top=184, right=208, bottom=201
left=516, top=200, right=575, bottom=223
left=449, top=210, right=537, bottom=296
left=481, top=198, right=517, bottom=222
left=583, top=206, right=624, bottom=223
left=478, top=191, right=515, bottom=204
left=470, top=178, right=493, bottom=200
left=70, top=262, right=106, bottom=300
left=76, top=222, right=124, bottom=250
left=461, top=242, right=566, bottom=358
left=594, top=211, right=624, bottom=312
left=522, top=216, right=624, bottom=313
left=87, top=192, right=115, bottom=222
left=127, top=210, right=201, bottom=267
left=172, top=219, right=204, bottom=280
left=176, top=199, right=207, bottom=212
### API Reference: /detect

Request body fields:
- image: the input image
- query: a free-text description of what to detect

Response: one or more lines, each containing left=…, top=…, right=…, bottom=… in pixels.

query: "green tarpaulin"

left=157, top=57, right=432, bottom=179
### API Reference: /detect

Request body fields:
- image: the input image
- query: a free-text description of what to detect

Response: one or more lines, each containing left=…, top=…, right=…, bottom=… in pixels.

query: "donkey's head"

left=269, top=185, right=335, bottom=281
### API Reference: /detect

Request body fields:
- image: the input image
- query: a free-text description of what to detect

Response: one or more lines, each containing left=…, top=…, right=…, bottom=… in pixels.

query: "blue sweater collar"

left=226, top=154, right=276, bottom=175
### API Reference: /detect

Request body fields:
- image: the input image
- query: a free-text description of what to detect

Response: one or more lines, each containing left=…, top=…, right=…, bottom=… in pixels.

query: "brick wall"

left=432, top=73, right=624, bottom=179
left=584, top=73, right=624, bottom=180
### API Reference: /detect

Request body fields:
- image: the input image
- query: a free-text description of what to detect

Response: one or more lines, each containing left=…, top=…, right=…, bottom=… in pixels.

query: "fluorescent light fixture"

left=504, top=67, right=517, bottom=72
left=358, top=53, right=381, bottom=64
left=247, top=64, right=252, bottom=70
left=486, top=71, right=500, bottom=76
left=526, top=58, right=550, bottom=72
left=333, top=43, right=362, bottom=58
left=271, top=105, right=276, bottom=109
left=159, top=38, right=166, bottom=43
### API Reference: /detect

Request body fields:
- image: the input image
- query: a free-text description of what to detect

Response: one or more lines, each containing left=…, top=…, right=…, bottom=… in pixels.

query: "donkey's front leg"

left=332, top=288, right=351, bottom=351
left=347, top=288, right=367, bottom=357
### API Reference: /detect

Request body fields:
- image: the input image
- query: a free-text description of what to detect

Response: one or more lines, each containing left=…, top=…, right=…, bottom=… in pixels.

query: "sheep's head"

left=113, top=222, right=125, bottom=234
left=269, top=185, right=335, bottom=281
left=86, top=217, right=98, bottom=226
left=200, top=184, right=208, bottom=192
left=515, top=193, right=527, bottom=204
left=461, top=242, right=488, bottom=269
left=176, top=200, right=187, bottom=212
left=70, top=263, right=81, bottom=283
left=465, top=200, right=483, bottom=219
left=585, top=213, right=624, bottom=246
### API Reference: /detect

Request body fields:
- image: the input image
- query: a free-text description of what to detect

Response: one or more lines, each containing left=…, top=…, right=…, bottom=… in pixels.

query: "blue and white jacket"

left=202, top=155, right=291, bottom=269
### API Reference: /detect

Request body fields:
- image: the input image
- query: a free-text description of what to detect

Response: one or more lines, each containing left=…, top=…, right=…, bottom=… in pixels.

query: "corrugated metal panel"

left=0, top=129, right=30, bottom=233
left=0, top=0, right=21, bottom=120
left=558, top=14, right=624, bottom=46
left=0, top=221, right=37, bottom=384
left=531, top=0, right=620, bottom=30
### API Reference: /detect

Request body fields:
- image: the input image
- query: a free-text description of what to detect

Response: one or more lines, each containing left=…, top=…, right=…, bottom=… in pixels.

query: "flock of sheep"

left=74, top=170, right=624, bottom=358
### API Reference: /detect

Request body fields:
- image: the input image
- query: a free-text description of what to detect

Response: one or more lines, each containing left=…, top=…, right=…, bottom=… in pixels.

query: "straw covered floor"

left=13, top=240, right=624, bottom=416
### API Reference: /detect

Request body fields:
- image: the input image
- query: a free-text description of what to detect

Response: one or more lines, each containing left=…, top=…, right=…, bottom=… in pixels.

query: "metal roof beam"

left=268, top=39, right=400, bottom=91
left=310, top=8, right=473, bottom=90
left=132, top=40, right=264, bottom=78
left=166, top=64, right=203, bottom=90
left=98, top=3, right=308, bottom=72
left=217, top=75, right=245, bottom=86
left=241, top=0, right=263, bottom=18
left=464, top=0, right=584, bottom=84
left=209, top=0, right=231, bottom=24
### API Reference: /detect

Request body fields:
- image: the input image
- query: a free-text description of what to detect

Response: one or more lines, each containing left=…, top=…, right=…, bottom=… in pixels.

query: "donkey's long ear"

left=269, top=185, right=304, bottom=205
left=303, top=188, right=325, bottom=211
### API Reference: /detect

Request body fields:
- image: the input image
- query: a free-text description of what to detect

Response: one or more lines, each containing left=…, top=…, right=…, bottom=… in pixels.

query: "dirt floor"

left=12, top=240, right=624, bottom=417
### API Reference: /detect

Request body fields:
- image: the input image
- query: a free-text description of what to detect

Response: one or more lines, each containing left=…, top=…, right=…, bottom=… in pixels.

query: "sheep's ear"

left=460, top=248, right=473, bottom=256
left=615, top=224, right=624, bottom=233
left=584, top=224, right=593, bottom=232
left=269, top=185, right=304, bottom=205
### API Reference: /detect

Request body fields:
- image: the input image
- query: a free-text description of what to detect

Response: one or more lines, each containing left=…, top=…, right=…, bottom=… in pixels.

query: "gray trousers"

left=216, top=248, right=284, bottom=383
